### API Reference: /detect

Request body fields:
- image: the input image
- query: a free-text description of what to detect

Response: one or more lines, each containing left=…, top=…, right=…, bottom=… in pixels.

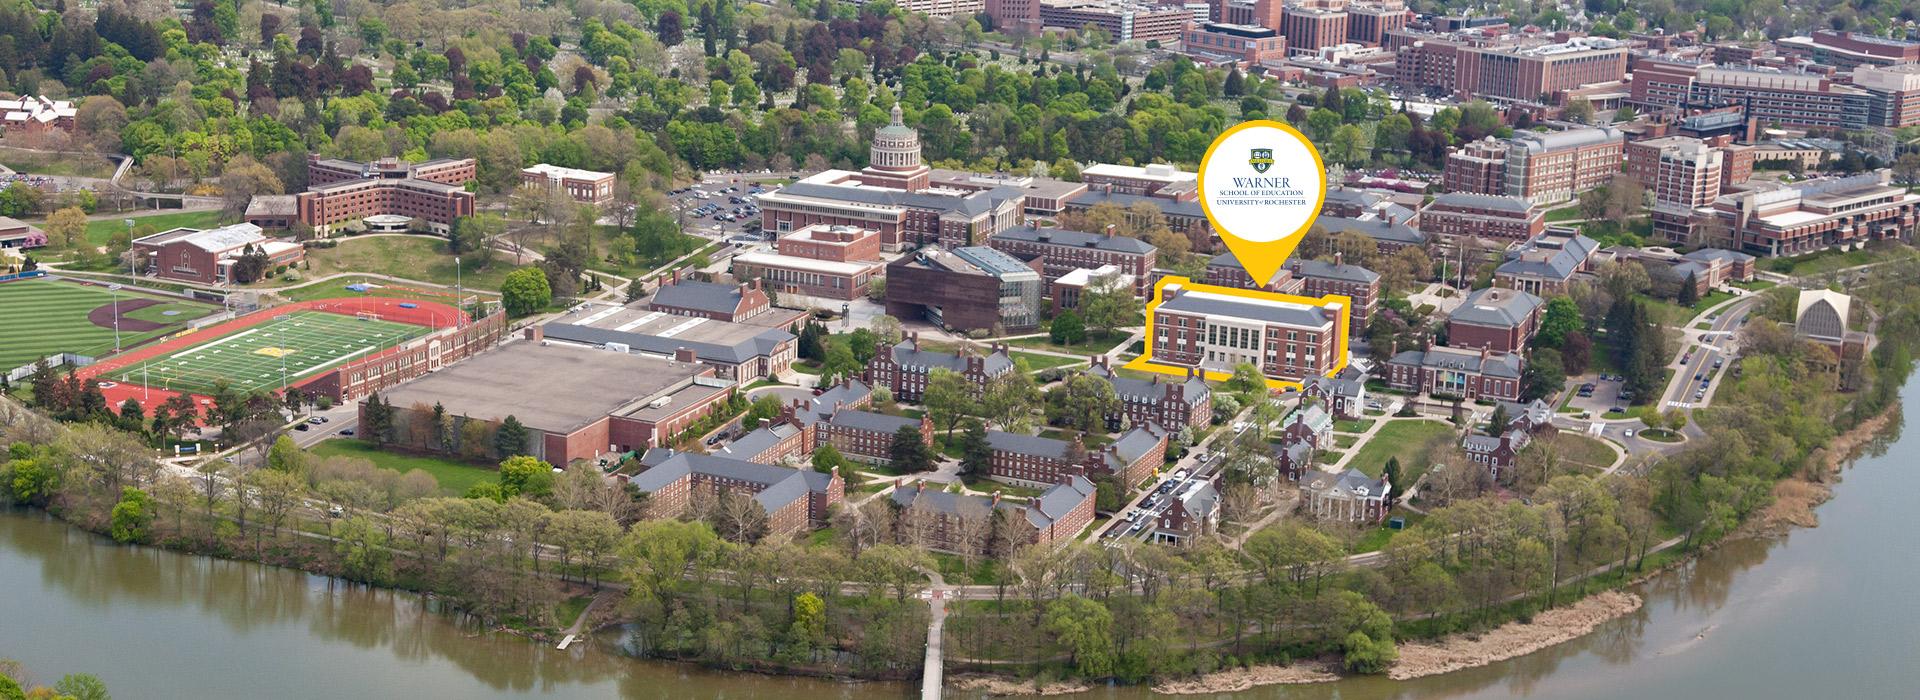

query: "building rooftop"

left=1027, top=475, right=1097, bottom=529
left=1080, top=162, right=1198, bottom=184
left=1159, top=284, right=1339, bottom=329
left=132, top=223, right=267, bottom=253
left=733, top=251, right=880, bottom=276
left=648, top=279, right=750, bottom=316
left=542, top=301, right=794, bottom=365
left=887, top=339, right=1016, bottom=376
left=1304, top=468, right=1389, bottom=498
left=1388, top=345, right=1525, bottom=378
left=1290, top=257, right=1382, bottom=284
left=1497, top=233, right=1598, bottom=281
left=1451, top=287, right=1543, bottom=329
left=633, top=449, right=834, bottom=514
left=1067, top=188, right=1208, bottom=218
left=1431, top=191, right=1536, bottom=214
left=1087, top=363, right=1209, bottom=406
left=1509, top=126, right=1624, bottom=154
left=522, top=163, right=614, bottom=181
left=379, top=341, right=706, bottom=433
left=991, top=224, right=1158, bottom=255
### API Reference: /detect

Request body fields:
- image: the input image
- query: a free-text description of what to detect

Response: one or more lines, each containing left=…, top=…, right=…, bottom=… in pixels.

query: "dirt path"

left=86, top=297, right=166, bottom=332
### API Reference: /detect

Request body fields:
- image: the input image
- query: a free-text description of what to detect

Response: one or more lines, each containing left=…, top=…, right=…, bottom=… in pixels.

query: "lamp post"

left=124, top=219, right=135, bottom=278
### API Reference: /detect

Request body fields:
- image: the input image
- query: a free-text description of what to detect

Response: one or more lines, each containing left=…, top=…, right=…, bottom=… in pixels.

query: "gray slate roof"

left=542, top=322, right=792, bottom=364
left=630, top=449, right=832, bottom=513
left=992, top=224, right=1157, bottom=255
left=1290, top=257, right=1382, bottom=284
left=780, top=180, right=1023, bottom=217
left=986, top=430, right=1072, bottom=460
left=1306, top=468, right=1390, bottom=498
left=828, top=409, right=921, bottom=434
left=1683, top=248, right=1756, bottom=264
left=1027, top=475, right=1097, bottom=529
left=1289, top=404, right=1333, bottom=434
left=1497, top=234, right=1598, bottom=281
left=1387, top=346, right=1525, bottom=378
left=1087, top=364, right=1209, bottom=406
left=794, top=379, right=874, bottom=425
left=1318, top=212, right=1427, bottom=246
left=1067, top=189, right=1208, bottom=218
left=1450, top=287, right=1543, bottom=329
left=888, top=341, right=1015, bottom=376
left=651, top=280, right=746, bottom=315
left=1461, top=434, right=1503, bottom=452
left=716, top=422, right=800, bottom=460
left=1305, top=374, right=1365, bottom=399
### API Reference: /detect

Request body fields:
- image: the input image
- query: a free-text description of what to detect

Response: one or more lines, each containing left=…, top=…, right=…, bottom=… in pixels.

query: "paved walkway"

left=921, top=568, right=950, bottom=700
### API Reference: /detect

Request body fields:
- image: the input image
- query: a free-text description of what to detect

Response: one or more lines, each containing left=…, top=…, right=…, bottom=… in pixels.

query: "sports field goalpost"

left=355, top=310, right=380, bottom=322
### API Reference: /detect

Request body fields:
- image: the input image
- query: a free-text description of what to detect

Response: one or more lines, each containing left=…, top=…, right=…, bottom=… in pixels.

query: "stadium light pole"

left=110, top=284, right=122, bottom=352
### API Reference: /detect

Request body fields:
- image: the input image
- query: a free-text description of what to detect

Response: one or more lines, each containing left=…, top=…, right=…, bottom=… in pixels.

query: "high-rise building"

left=1457, top=37, right=1627, bottom=104
left=1344, top=0, right=1405, bottom=46
left=1280, top=0, right=1349, bottom=55
left=1502, top=126, right=1624, bottom=206
left=1713, top=171, right=1920, bottom=257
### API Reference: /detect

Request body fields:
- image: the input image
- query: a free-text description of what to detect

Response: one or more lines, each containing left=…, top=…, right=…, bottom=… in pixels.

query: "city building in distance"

left=1126, top=276, right=1350, bottom=389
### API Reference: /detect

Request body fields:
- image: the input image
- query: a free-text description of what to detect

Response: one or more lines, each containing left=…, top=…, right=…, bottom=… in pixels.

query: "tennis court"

left=109, top=310, right=429, bottom=395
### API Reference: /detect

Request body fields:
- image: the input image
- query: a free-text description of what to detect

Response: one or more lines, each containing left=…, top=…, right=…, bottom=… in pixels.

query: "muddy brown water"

left=3, top=382, right=1915, bottom=698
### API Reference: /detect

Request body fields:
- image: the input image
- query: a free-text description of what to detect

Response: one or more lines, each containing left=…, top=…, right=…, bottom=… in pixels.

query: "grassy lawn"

left=1639, top=428, right=1684, bottom=443
left=1335, top=434, right=1358, bottom=449
left=1002, top=329, right=1132, bottom=355
left=83, top=209, right=227, bottom=247
left=553, top=595, right=593, bottom=629
left=536, top=224, right=705, bottom=279
left=1635, top=290, right=1731, bottom=328
left=1543, top=205, right=1584, bottom=223
left=1353, top=512, right=1426, bottom=553
left=1346, top=420, right=1454, bottom=479
left=1012, top=351, right=1084, bottom=371
left=298, top=235, right=519, bottom=293
left=1555, top=434, right=1618, bottom=469
left=0, top=145, right=116, bottom=178
left=1335, top=418, right=1375, bottom=433
left=1731, top=279, right=1776, bottom=291
left=0, top=278, right=216, bottom=369
left=930, top=552, right=1008, bottom=586
left=310, top=438, right=496, bottom=495
left=1758, top=246, right=1902, bottom=276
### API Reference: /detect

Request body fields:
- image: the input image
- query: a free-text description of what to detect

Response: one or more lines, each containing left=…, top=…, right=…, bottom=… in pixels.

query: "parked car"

left=295, top=424, right=310, bottom=432
left=339, top=428, right=355, bottom=436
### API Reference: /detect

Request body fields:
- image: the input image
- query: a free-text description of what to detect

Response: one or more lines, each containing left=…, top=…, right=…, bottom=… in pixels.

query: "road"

left=1659, top=295, right=1758, bottom=413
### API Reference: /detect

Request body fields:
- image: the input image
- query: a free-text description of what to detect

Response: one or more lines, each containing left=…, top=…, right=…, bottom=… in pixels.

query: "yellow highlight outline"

left=1196, top=119, right=1329, bottom=286
left=1121, top=276, right=1350, bottom=392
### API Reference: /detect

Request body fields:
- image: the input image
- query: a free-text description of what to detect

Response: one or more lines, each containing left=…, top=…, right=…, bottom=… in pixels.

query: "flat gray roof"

left=378, top=341, right=703, bottom=433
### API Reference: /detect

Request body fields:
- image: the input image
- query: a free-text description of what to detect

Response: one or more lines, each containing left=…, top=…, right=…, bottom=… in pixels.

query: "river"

left=2, top=385, right=1915, bottom=699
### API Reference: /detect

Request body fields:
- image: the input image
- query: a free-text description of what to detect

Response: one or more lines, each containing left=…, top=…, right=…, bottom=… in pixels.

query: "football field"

left=110, top=311, right=429, bottom=395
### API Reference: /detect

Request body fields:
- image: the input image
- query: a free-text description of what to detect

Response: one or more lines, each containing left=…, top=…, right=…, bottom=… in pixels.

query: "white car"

left=1232, top=422, right=1249, bottom=434
left=1623, top=428, right=1636, bottom=438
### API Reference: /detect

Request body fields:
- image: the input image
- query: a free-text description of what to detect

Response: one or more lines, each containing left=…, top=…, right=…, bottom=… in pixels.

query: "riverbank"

left=1150, top=660, right=1340, bottom=694
left=1752, top=404, right=1901, bottom=535
left=949, top=673, right=1092, bottom=696
left=1386, top=591, right=1643, bottom=680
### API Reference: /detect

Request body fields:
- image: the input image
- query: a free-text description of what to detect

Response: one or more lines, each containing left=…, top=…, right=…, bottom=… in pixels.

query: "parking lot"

left=1566, top=374, right=1632, bottom=416
left=668, top=178, right=773, bottom=240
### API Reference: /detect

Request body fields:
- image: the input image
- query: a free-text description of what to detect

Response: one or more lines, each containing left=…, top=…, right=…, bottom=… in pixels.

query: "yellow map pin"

left=1196, top=120, right=1327, bottom=287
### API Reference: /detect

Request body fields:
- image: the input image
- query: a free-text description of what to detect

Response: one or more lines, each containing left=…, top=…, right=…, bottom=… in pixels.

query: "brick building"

left=0, top=216, right=45, bottom=252
left=372, top=340, right=734, bottom=466
left=730, top=224, right=885, bottom=303
left=1287, top=254, right=1380, bottom=335
left=1152, top=477, right=1221, bottom=545
left=816, top=408, right=933, bottom=465
left=1344, top=0, right=1406, bottom=45
left=1443, top=137, right=1510, bottom=196
left=757, top=106, right=1025, bottom=251
left=1462, top=428, right=1531, bottom=477
left=306, top=310, right=509, bottom=403
left=1301, top=372, right=1366, bottom=419
left=1036, top=0, right=1191, bottom=42
left=1447, top=287, right=1542, bottom=354
left=1420, top=192, right=1546, bottom=242
left=130, top=224, right=305, bottom=285
left=1061, top=186, right=1216, bottom=254
left=984, top=426, right=1167, bottom=489
left=1456, top=37, right=1628, bottom=104
left=1384, top=343, right=1525, bottom=401
left=988, top=223, right=1157, bottom=295
left=1079, top=162, right=1197, bottom=196
left=519, top=164, right=616, bottom=205
left=1149, top=281, right=1347, bottom=383
left=1086, top=359, right=1213, bottom=432
left=1180, top=23, right=1288, bottom=65
left=1494, top=230, right=1599, bottom=295
left=646, top=274, right=774, bottom=322
left=1712, top=170, right=1920, bottom=257
left=630, top=449, right=844, bottom=537
left=889, top=475, right=1095, bottom=553
left=1778, top=30, right=1920, bottom=70
left=865, top=335, right=1016, bottom=403
left=1280, top=0, right=1349, bottom=55
left=1500, top=127, right=1624, bottom=206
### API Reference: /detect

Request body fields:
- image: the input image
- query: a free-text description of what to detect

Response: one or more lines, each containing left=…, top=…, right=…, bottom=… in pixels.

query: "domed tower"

left=862, top=103, right=930, bottom=191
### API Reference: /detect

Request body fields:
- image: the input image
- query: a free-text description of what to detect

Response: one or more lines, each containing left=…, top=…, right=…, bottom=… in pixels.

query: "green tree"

left=7, top=457, right=60, bottom=506
left=888, top=425, right=934, bottom=473
left=499, top=455, right=556, bottom=499
left=361, top=391, right=394, bottom=447
left=331, top=515, right=393, bottom=583
left=1044, top=594, right=1117, bottom=678
left=1225, top=362, right=1266, bottom=398
left=922, top=367, right=977, bottom=439
left=500, top=267, right=552, bottom=316
left=1335, top=591, right=1399, bottom=673
left=1537, top=296, right=1583, bottom=348
left=495, top=415, right=530, bottom=458
left=744, top=394, right=785, bottom=428
left=1050, top=309, right=1087, bottom=345
left=266, top=434, right=307, bottom=473
left=1678, top=273, right=1700, bottom=306
left=820, top=342, right=861, bottom=384
left=788, top=591, right=828, bottom=657
left=1046, top=374, right=1119, bottom=432
left=53, top=674, right=112, bottom=700
left=109, top=487, right=155, bottom=543
left=810, top=444, right=844, bottom=473
left=957, top=419, right=992, bottom=476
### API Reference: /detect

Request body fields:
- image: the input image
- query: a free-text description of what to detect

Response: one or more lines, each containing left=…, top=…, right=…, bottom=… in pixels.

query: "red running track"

left=79, top=296, right=462, bottom=419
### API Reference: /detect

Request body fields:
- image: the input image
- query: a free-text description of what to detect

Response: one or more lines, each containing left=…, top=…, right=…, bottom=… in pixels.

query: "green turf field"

left=0, top=278, right=215, bottom=370
left=110, top=310, right=429, bottom=395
